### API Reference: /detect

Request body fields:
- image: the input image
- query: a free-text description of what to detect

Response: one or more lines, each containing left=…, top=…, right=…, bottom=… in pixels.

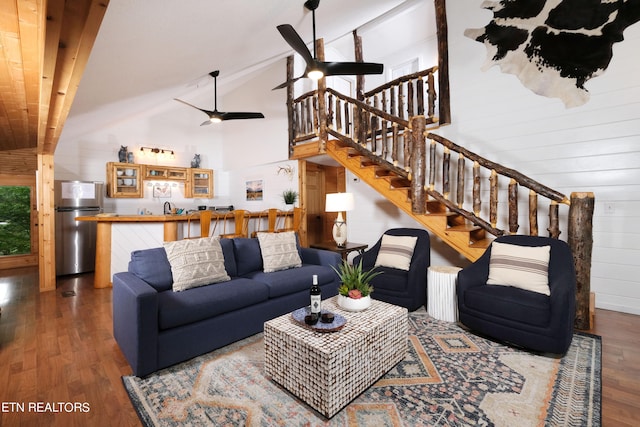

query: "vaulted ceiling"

left=0, top=0, right=421, bottom=175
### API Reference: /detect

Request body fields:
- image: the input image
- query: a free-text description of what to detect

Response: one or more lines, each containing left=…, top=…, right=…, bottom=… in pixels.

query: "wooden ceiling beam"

left=41, top=0, right=109, bottom=155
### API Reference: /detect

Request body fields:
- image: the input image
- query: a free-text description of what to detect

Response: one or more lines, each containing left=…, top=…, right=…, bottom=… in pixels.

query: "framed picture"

left=246, top=179, right=263, bottom=201
left=153, top=183, right=171, bottom=198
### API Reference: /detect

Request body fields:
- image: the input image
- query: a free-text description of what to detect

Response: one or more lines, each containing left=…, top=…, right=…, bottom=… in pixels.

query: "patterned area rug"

left=123, top=312, right=601, bottom=426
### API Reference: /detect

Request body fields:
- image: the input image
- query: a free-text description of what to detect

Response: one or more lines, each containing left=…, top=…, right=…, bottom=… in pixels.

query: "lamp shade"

left=325, top=193, right=354, bottom=212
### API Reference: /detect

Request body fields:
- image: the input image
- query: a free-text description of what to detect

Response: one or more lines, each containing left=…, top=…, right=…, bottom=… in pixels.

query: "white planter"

left=337, top=294, right=372, bottom=312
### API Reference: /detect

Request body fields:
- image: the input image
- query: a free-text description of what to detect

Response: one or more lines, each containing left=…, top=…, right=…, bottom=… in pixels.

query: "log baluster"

left=390, top=86, right=396, bottom=117
left=344, top=102, right=350, bottom=137
left=407, top=80, right=414, bottom=117
left=443, top=147, right=450, bottom=200
left=457, top=153, right=465, bottom=208
left=473, top=161, right=481, bottom=216
left=312, top=96, right=319, bottom=135
left=397, top=82, right=404, bottom=120
left=335, top=98, right=342, bottom=133
left=508, top=178, right=519, bottom=234
left=327, top=93, right=334, bottom=129
left=489, top=170, right=498, bottom=228
left=548, top=201, right=560, bottom=238
left=360, top=107, right=368, bottom=147
left=404, top=124, right=411, bottom=171
left=529, top=190, right=538, bottom=236
left=371, top=95, right=380, bottom=153
left=352, top=104, right=359, bottom=143
left=427, top=71, right=436, bottom=118
left=416, top=78, right=424, bottom=116
left=392, top=123, right=399, bottom=167
left=429, top=139, right=436, bottom=191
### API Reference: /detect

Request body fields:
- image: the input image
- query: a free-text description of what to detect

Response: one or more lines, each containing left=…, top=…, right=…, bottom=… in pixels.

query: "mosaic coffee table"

left=264, top=296, right=408, bottom=418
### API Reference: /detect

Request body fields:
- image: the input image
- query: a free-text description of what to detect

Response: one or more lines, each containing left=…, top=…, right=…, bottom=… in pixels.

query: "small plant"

left=332, top=259, right=381, bottom=299
left=282, top=189, right=298, bottom=205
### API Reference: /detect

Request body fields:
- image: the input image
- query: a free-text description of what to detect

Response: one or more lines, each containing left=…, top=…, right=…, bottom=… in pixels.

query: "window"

left=0, top=186, right=32, bottom=255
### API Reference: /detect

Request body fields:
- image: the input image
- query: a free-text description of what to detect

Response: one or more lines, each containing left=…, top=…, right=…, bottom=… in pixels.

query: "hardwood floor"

left=0, top=267, right=638, bottom=426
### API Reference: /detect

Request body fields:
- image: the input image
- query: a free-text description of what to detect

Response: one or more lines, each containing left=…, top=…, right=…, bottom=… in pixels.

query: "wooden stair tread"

left=447, top=224, right=482, bottom=233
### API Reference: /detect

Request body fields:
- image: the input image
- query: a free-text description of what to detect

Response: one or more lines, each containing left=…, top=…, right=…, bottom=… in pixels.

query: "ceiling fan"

left=174, top=70, right=264, bottom=125
left=274, top=0, right=384, bottom=89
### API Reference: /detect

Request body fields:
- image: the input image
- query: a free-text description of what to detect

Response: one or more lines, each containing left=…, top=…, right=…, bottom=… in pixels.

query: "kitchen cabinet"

left=143, top=165, right=187, bottom=180
left=106, top=163, right=143, bottom=198
left=186, top=168, right=213, bottom=198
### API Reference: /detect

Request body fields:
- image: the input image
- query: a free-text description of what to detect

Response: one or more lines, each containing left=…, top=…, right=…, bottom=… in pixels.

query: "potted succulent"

left=332, top=259, right=382, bottom=311
left=282, top=189, right=298, bottom=206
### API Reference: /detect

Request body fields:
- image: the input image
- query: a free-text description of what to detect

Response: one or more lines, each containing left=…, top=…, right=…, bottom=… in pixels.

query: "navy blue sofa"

left=457, top=235, right=576, bottom=354
left=112, top=237, right=341, bottom=377
left=353, top=228, right=431, bottom=311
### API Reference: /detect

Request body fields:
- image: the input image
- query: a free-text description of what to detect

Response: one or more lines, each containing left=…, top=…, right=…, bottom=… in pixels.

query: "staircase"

left=286, top=65, right=595, bottom=329
left=325, top=138, right=490, bottom=260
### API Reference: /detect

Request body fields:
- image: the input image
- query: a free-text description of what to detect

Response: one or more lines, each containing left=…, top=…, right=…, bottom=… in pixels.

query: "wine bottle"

left=310, top=274, right=321, bottom=316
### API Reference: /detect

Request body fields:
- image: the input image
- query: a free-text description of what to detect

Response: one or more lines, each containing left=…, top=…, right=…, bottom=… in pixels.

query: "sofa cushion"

left=219, top=238, right=237, bottom=277
left=487, top=242, right=551, bottom=296
left=128, top=247, right=173, bottom=292
left=163, top=237, right=231, bottom=292
left=374, top=234, right=418, bottom=271
left=233, top=238, right=263, bottom=276
left=257, top=231, right=302, bottom=272
left=463, top=285, right=551, bottom=327
left=243, top=264, right=336, bottom=298
left=157, top=278, right=269, bottom=330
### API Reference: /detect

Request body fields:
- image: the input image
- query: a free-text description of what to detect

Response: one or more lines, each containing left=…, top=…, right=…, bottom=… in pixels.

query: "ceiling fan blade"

left=174, top=98, right=215, bottom=116
left=272, top=75, right=305, bottom=90
left=323, top=61, right=384, bottom=76
left=200, top=120, right=212, bottom=126
left=219, top=112, right=265, bottom=121
left=277, top=24, right=314, bottom=67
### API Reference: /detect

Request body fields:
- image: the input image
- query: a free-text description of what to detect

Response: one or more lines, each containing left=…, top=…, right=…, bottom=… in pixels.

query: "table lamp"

left=325, top=193, right=354, bottom=247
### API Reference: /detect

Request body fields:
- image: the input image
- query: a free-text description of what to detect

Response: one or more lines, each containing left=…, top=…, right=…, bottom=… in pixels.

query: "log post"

left=489, top=170, right=498, bottom=228
left=434, top=0, right=451, bottom=124
left=316, top=38, right=327, bottom=149
left=353, top=30, right=365, bottom=101
left=457, top=153, right=465, bottom=208
left=410, top=116, right=427, bottom=214
left=508, top=179, right=519, bottom=234
left=529, top=190, right=538, bottom=236
left=286, top=55, right=295, bottom=156
left=568, top=192, right=595, bottom=330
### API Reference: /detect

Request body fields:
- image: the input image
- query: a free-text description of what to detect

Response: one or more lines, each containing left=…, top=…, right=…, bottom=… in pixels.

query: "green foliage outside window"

left=0, top=186, right=31, bottom=256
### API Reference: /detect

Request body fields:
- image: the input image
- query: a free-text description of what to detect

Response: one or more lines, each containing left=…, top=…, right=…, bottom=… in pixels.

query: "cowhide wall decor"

left=465, top=0, right=640, bottom=108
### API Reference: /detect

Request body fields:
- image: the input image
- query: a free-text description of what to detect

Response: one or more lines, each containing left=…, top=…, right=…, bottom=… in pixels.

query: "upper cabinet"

left=106, top=162, right=143, bottom=198
left=143, top=165, right=187, bottom=180
left=106, top=163, right=213, bottom=198
left=185, top=168, right=214, bottom=198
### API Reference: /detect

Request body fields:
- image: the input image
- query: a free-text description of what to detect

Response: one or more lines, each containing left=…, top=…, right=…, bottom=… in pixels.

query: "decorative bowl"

left=124, top=169, right=134, bottom=176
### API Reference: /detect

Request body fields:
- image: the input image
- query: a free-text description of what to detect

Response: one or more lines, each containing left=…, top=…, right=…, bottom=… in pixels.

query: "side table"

left=427, top=265, right=462, bottom=322
left=309, top=241, right=368, bottom=261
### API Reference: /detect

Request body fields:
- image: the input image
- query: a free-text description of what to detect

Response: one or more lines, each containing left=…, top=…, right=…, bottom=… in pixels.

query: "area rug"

left=123, top=312, right=601, bottom=426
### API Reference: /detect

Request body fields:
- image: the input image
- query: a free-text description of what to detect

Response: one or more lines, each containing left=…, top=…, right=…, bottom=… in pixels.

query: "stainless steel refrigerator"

left=55, top=181, right=104, bottom=276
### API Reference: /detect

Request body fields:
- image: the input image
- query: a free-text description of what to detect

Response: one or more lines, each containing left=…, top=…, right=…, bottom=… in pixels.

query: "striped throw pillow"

left=374, top=234, right=418, bottom=271
left=487, top=242, right=550, bottom=295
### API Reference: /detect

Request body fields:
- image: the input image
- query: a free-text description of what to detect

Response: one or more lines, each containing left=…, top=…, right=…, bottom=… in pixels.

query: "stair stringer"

left=325, top=139, right=488, bottom=261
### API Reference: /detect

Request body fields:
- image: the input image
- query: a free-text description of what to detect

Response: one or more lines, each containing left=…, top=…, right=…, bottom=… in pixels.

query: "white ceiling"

left=70, top=0, right=424, bottom=117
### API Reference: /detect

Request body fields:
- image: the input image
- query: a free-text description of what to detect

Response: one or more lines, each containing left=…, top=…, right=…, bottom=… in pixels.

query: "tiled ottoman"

left=264, top=296, right=408, bottom=418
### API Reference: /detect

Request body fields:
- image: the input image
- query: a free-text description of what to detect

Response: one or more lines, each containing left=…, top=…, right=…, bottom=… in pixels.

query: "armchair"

left=353, top=228, right=430, bottom=311
left=457, top=235, right=576, bottom=354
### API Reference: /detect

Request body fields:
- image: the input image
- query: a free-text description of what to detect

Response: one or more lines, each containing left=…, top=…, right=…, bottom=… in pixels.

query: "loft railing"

left=288, top=68, right=594, bottom=329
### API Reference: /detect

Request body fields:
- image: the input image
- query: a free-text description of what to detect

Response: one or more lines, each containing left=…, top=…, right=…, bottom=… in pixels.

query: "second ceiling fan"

left=274, top=0, right=384, bottom=89
left=175, top=70, right=264, bottom=125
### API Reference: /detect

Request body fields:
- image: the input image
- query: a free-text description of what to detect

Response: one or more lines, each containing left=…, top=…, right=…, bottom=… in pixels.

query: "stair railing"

left=289, top=72, right=594, bottom=330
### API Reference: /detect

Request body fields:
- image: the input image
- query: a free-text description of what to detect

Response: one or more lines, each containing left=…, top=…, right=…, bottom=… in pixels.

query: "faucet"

left=164, top=201, right=172, bottom=215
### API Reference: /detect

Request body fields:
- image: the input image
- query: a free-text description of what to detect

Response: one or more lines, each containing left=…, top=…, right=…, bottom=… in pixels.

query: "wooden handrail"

left=363, top=66, right=438, bottom=98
